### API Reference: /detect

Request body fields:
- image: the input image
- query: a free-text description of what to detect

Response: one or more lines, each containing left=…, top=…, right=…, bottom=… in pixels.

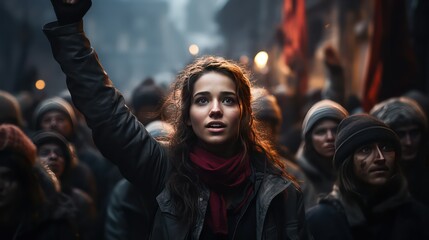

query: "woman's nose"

left=49, top=119, right=57, bottom=127
left=326, top=129, right=335, bottom=140
left=209, top=101, right=222, bottom=118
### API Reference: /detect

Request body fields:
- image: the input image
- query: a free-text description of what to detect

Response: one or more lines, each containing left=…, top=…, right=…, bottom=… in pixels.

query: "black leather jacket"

left=43, top=21, right=312, bottom=240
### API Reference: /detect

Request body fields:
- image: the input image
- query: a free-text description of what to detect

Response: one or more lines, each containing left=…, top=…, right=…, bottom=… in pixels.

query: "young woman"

left=43, top=1, right=311, bottom=239
left=306, top=114, right=429, bottom=239
left=295, top=99, right=349, bottom=208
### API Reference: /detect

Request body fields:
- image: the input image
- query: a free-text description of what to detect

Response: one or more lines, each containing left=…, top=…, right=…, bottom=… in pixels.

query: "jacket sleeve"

left=43, top=21, right=169, bottom=196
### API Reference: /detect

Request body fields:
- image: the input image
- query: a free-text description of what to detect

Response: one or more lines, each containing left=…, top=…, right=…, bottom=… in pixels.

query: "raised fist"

left=50, top=0, right=92, bottom=25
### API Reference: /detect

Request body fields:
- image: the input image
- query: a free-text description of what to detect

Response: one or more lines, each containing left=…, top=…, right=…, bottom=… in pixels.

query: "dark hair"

left=0, top=151, right=45, bottom=220
left=164, top=56, right=290, bottom=223
left=131, top=78, right=166, bottom=125
left=336, top=155, right=359, bottom=198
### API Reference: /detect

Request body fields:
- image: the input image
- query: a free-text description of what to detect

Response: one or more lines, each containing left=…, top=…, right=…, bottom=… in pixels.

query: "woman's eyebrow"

left=193, top=91, right=210, bottom=98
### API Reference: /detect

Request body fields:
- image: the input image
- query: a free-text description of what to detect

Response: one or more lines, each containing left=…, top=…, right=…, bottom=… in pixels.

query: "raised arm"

left=44, top=0, right=170, bottom=193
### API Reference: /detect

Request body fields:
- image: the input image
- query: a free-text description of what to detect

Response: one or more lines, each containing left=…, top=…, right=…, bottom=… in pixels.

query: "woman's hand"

left=50, top=0, right=92, bottom=25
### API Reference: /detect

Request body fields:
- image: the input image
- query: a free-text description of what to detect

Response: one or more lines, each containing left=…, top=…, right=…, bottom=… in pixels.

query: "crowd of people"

left=1, top=0, right=429, bottom=239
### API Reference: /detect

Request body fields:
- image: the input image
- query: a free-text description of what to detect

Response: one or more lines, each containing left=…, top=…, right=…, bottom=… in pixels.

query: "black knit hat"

left=333, top=114, right=401, bottom=170
left=31, top=130, right=76, bottom=169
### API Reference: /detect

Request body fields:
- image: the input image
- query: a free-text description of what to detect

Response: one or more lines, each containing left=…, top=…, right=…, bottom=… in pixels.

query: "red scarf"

left=189, top=146, right=252, bottom=237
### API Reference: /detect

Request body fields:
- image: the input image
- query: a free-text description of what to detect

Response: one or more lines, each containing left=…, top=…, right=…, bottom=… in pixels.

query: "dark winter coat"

left=306, top=182, right=429, bottom=240
left=104, top=179, right=150, bottom=240
left=43, top=21, right=312, bottom=240
left=296, top=150, right=336, bottom=209
left=3, top=165, right=80, bottom=240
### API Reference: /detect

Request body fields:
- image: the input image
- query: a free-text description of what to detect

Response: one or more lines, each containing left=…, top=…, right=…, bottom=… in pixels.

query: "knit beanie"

left=333, top=114, right=401, bottom=170
left=0, top=90, right=25, bottom=127
left=0, top=124, right=36, bottom=165
left=370, top=97, right=428, bottom=132
left=32, top=97, right=77, bottom=131
left=302, top=99, right=349, bottom=138
left=32, top=130, right=76, bottom=169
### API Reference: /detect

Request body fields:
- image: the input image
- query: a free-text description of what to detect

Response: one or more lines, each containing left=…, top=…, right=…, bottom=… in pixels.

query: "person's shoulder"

left=400, top=197, right=429, bottom=219
left=306, top=201, right=340, bottom=220
left=306, top=200, right=353, bottom=240
left=71, top=188, right=94, bottom=206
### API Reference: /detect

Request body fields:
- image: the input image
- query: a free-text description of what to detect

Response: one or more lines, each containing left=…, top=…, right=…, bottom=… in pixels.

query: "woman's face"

left=188, top=72, right=241, bottom=155
left=353, top=142, right=396, bottom=186
left=38, top=143, right=66, bottom=178
left=311, top=119, right=338, bottom=158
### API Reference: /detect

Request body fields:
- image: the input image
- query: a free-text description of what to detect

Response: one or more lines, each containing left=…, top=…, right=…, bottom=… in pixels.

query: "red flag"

left=362, top=0, right=416, bottom=112
left=281, top=0, right=308, bottom=95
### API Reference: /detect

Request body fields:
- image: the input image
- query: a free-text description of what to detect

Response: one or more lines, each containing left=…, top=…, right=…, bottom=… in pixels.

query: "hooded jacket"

left=43, top=21, right=312, bottom=240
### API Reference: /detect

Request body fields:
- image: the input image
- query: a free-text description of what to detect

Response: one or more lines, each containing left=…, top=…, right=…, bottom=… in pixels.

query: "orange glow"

left=35, top=80, right=46, bottom=90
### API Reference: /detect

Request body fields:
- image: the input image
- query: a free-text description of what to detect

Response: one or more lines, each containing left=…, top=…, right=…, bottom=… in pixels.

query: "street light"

left=189, top=44, right=199, bottom=56
left=254, top=51, right=268, bottom=72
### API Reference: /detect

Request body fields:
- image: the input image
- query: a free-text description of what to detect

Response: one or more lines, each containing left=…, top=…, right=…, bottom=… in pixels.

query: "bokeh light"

left=189, top=44, right=199, bottom=56
left=35, top=79, right=46, bottom=90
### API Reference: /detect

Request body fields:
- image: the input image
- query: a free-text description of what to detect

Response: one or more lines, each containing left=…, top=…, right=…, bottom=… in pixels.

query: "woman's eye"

left=222, top=97, right=236, bottom=105
left=313, top=128, right=328, bottom=136
left=195, top=97, right=208, bottom=105
left=314, top=129, right=324, bottom=135
left=39, top=150, right=50, bottom=157
left=54, top=150, right=65, bottom=158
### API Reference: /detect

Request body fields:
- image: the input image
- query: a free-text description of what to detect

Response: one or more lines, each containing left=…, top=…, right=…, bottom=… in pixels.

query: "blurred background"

left=1, top=0, right=428, bottom=110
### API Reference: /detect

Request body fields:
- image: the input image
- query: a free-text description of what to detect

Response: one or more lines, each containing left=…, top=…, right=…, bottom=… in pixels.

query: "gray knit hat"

left=32, top=97, right=77, bottom=131
left=370, top=97, right=428, bottom=132
left=301, top=99, right=349, bottom=138
left=333, top=114, right=401, bottom=170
